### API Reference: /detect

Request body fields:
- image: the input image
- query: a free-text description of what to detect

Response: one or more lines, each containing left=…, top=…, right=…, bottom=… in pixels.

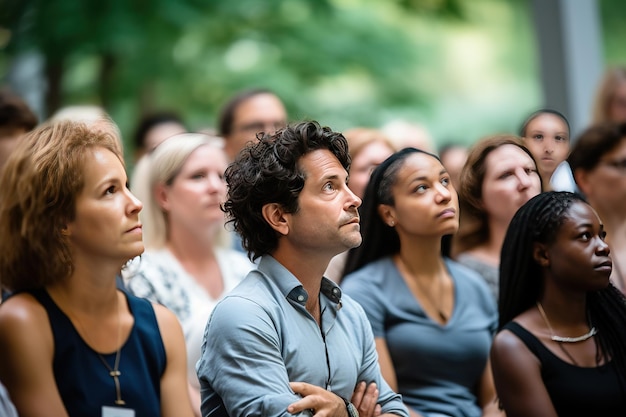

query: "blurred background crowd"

left=2, top=0, right=625, bottom=168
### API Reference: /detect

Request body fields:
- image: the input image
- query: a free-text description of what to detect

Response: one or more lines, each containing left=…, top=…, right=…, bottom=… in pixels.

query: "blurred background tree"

left=1, top=0, right=624, bottom=160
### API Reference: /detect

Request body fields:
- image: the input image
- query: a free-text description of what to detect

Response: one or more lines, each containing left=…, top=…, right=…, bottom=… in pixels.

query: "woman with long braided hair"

left=491, top=191, right=626, bottom=416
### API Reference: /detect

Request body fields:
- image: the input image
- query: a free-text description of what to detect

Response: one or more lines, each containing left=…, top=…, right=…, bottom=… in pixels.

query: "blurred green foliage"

left=1, top=0, right=624, bottom=158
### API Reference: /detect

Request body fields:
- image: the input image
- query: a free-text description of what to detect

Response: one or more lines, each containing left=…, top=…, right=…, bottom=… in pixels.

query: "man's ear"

left=533, top=242, right=550, bottom=268
left=377, top=204, right=396, bottom=227
left=262, top=203, right=289, bottom=236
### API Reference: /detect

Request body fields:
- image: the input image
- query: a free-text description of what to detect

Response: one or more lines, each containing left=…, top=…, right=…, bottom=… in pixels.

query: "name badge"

left=102, top=406, right=135, bottom=417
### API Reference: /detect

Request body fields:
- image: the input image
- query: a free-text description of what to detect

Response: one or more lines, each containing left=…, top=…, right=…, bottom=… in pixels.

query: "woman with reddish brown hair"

left=453, top=135, right=542, bottom=299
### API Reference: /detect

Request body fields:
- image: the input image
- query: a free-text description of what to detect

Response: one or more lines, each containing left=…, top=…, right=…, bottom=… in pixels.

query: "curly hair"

left=454, top=134, right=540, bottom=254
left=222, top=121, right=350, bottom=261
left=0, top=120, right=123, bottom=291
left=499, top=191, right=626, bottom=384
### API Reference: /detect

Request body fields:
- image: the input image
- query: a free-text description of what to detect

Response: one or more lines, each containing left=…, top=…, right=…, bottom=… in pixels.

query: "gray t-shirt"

left=342, top=257, right=497, bottom=417
left=455, top=252, right=499, bottom=301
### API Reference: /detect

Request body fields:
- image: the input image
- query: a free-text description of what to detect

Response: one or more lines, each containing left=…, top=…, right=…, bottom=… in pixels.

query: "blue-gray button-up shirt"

left=197, top=255, right=408, bottom=417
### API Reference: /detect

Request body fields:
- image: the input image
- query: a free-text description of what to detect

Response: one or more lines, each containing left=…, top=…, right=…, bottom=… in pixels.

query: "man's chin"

left=345, top=236, right=363, bottom=249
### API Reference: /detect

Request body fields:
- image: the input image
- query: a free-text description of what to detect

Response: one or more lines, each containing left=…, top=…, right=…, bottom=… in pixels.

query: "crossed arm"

left=197, top=297, right=408, bottom=417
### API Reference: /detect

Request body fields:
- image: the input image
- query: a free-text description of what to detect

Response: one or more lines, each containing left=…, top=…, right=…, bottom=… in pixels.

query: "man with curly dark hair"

left=197, top=120, right=408, bottom=417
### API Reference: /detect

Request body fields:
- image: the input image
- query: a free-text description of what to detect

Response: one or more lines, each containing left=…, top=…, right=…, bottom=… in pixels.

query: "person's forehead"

left=486, top=145, right=532, bottom=167
left=233, top=94, right=286, bottom=121
left=561, top=201, right=600, bottom=230
left=301, top=150, right=346, bottom=179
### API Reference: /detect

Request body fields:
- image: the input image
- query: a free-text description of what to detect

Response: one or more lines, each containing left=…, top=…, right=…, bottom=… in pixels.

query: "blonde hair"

left=0, top=120, right=123, bottom=291
left=343, top=127, right=395, bottom=159
left=131, top=133, right=231, bottom=250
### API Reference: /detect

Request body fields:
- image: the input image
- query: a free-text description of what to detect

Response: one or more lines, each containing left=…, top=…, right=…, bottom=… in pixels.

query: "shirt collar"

left=257, top=255, right=343, bottom=307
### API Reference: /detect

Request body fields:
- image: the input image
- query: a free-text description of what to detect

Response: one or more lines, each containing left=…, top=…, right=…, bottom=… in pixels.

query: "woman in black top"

left=491, top=191, right=626, bottom=416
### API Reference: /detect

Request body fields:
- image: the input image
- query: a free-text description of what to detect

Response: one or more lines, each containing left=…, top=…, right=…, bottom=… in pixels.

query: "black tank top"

left=504, top=321, right=625, bottom=416
left=30, top=289, right=166, bottom=417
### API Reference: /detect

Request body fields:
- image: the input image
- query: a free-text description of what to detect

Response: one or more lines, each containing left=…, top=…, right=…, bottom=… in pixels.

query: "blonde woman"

left=123, top=133, right=254, bottom=414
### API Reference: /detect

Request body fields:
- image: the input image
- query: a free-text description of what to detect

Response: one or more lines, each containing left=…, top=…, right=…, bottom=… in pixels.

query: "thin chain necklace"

left=68, top=294, right=125, bottom=406
left=399, top=256, right=448, bottom=321
left=98, top=303, right=125, bottom=406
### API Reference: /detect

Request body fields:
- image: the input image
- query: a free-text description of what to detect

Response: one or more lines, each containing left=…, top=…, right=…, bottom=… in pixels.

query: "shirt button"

left=333, top=288, right=340, bottom=294
left=297, top=295, right=305, bottom=302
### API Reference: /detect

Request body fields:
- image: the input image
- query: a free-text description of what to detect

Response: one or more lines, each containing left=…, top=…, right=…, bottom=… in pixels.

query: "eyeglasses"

left=600, top=158, right=626, bottom=171
left=234, top=121, right=287, bottom=135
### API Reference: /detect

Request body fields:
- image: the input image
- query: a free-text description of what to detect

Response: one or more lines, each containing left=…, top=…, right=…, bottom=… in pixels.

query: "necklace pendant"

left=115, top=399, right=126, bottom=406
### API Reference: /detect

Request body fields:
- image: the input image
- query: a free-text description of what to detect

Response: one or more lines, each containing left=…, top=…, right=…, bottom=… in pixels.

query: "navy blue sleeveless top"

left=504, top=321, right=626, bottom=416
left=30, top=289, right=166, bottom=417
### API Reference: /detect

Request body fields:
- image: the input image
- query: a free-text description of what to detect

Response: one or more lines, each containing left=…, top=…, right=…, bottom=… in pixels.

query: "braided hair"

left=499, top=191, right=626, bottom=383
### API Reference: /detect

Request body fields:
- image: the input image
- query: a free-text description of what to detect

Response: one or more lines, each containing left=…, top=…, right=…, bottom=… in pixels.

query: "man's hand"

left=351, top=381, right=382, bottom=417
left=288, top=382, right=346, bottom=416
left=288, top=381, right=383, bottom=417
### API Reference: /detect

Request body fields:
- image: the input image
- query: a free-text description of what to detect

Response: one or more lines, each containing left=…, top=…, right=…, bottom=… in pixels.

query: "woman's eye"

left=533, top=134, right=543, bottom=140
left=105, top=186, right=116, bottom=195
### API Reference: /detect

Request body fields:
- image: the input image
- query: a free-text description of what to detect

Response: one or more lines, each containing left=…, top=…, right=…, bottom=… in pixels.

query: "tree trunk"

left=44, top=59, right=64, bottom=117
left=98, top=53, right=116, bottom=111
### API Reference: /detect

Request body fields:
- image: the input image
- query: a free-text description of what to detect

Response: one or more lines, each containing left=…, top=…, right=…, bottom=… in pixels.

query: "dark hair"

left=218, top=88, right=277, bottom=137
left=0, top=89, right=38, bottom=133
left=454, top=135, right=540, bottom=254
left=222, top=120, right=350, bottom=261
left=568, top=122, right=626, bottom=174
left=343, top=147, right=440, bottom=276
left=499, top=191, right=626, bottom=382
left=133, top=111, right=185, bottom=151
left=519, top=109, right=570, bottom=137
left=438, top=142, right=466, bottom=159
